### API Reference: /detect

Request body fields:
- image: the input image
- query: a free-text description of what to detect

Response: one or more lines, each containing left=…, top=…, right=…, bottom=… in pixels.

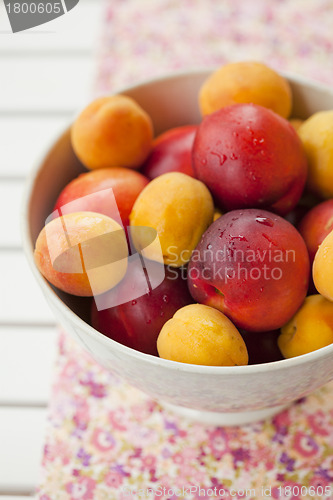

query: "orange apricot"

left=157, top=304, right=248, bottom=366
left=278, top=295, right=333, bottom=357
left=34, top=211, right=128, bottom=296
left=199, top=61, right=292, bottom=118
left=71, top=95, right=153, bottom=170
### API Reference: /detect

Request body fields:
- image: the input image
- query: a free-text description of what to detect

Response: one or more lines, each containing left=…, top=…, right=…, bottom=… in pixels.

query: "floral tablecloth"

left=38, top=332, right=333, bottom=500
left=38, top=1, right=333, bottom=499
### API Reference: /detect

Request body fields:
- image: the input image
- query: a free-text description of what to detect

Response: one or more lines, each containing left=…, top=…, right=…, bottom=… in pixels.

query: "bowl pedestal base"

left=162, top=402, right=289, bottom=426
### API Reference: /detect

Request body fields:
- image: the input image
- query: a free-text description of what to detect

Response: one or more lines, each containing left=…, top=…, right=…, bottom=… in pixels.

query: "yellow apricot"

left=313, top=229, right=333, bottom=300
left=129, top=172, right=214, bottom=267
left=278, top=295, right=333, bottom=358
left=289, top=118, right=304, bottom=132
left=298, top=110, right=333, bottom=198
left=213, top=208, right=223, bottom=222
left=199, top=61, right=292, bottom=118
left=71, top=95, right=153, bottom=170
left=157, top=304, right=248, bottom=366
left=34, top=212, right=128, bottom=296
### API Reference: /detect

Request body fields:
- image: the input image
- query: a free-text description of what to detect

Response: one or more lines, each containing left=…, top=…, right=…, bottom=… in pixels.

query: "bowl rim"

left=21, top=68, right=333, bottom=376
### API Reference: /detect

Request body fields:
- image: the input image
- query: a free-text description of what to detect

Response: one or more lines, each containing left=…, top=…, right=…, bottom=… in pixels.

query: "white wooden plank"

left=0, top=57, right=93, bottom=112
left=0, top=181, right=24, bottom=247
left=0, top=116, right=70, bottom=177
left=0, top=0, right=102, bottom=52
left=0, top=251, right=54, bottom=324
left=0, top=326, right=57, bottom=405
left=0, top=497, right=32, bottom=499
left=0, top=0, right=14, bottom=33
left=0, top=407, right=46, bottom=494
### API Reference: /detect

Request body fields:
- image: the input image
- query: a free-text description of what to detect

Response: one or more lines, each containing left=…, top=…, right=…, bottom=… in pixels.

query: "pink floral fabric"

left=38, top=1, right=333, bottom=498
left=95, top=0, right=333, bottom=96
left=37, top=332, right=333, bottom=500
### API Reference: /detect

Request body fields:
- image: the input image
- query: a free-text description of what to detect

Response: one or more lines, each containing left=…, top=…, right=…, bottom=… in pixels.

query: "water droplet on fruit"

left=253, top=137, right=264, bottom=146
left=230, top=153, right=238, bottom=160
left=232, top=131, right=239, bottom=138
left=131, top=300, right=137, bottom=305
left=231, top=235, right=248, bottom=242
left=160, top=311, right=165, bottom=317
left=163, top=294, right=169, bottom=303
left=211, top=151, right=227, bottom=165
left=252, top=175, right=257, bottom=181
left=201, top=159, right=207, bottom=166
left=256, top=217, right=274, bottom=227
left=260, top=149, right=266, bottom=156
left=260, top=287, right=264, bottom=293
left=207, top=244, right=212, bottom=250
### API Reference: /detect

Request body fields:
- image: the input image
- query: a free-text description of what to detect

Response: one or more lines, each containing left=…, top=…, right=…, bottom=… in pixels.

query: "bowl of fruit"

left=22, top=62, right=333, bottom=426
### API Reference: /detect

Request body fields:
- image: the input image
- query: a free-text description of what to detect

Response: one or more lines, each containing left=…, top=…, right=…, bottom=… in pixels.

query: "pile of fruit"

left=34, top=61, right=333, bottom=366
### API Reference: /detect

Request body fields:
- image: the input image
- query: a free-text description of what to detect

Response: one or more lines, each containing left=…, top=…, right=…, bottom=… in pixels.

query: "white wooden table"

left=0, top=2, right=103, bottom=495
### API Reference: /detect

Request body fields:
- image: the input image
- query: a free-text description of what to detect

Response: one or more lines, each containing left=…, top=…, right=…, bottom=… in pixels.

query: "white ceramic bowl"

left=22, top=70, right=333, bottom=426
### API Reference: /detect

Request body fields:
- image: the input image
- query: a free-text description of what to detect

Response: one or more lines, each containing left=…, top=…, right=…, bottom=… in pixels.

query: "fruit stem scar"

left=78, top=243, right=87, bottom=274
left=139, top=252, right=153, bottom=294
left=58, top=208, right=72, bottom=249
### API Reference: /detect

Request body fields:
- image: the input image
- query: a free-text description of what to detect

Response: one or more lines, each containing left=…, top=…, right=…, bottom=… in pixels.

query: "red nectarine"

left=192, top=103, right=307, bottom=215
left=187, top=209, right=310, bottom=331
